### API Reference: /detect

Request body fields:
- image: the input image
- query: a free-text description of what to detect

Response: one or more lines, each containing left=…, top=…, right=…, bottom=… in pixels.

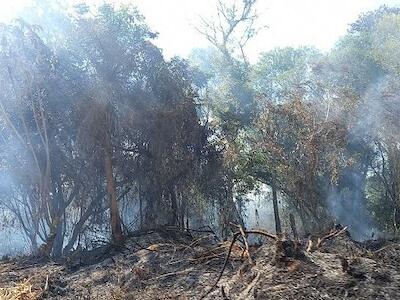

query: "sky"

left=1, top=0, right=400, bottom=62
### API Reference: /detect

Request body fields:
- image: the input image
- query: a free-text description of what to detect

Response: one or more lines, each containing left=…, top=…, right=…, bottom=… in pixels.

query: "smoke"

left=0, top=228, right=28, bottom=257
left=243, top=184, right=276, bottom=232
left=326, top=74, right=399, bottom=241
left=327, top=169, right=378, bottom=241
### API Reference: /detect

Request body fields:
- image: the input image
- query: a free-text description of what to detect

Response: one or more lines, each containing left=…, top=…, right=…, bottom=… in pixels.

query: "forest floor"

left=0, top=227, right=399, bottom=300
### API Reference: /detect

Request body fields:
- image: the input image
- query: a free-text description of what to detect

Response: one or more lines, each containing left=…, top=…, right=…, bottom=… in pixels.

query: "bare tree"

left=196, top=0, right=264, bottom=64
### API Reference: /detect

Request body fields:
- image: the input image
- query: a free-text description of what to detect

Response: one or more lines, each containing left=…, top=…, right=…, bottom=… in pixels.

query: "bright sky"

left=1, top=0, right=400, bottom=62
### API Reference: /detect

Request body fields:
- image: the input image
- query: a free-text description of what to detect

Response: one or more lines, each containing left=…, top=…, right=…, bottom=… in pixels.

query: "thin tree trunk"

left=104, top=135, right=123, bottom=245
left=139, top=183, right=143, bottom=230
left=289, top=213, right=298, bottom=239
left=272, top=183, right=282, bottom=235
left=219, top=179, right=245, bottom=239
left=29, top=234, right=38, bottom=255
left=179, top=191, right=186, bottom=228
left=62, top=191, right=103, bottom=254
left=170, top=185, right=178, bottom=226
left=52, top=220, right=64, bottom=257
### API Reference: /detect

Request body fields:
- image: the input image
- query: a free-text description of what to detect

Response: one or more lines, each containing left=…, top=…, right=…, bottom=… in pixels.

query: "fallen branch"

left=230, top=223, right=254, bottom=265
left=317, top=226, right=348, bottom=249
left=200, top=228, right=277, bottom=299
left=44, top=275, right=49, bottom=293
left=242, top=272, right=260, bottom=295
left=240, top=231, right=252, bottom=263
left=243, top=229, right=277, bottom=241
left=200, top=232, right=241, bottom=299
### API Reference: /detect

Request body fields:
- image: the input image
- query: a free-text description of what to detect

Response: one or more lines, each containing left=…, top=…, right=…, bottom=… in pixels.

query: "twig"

left=221, top=286, right=229, bottom=299
left=44, top=274, right=49, bottom=292
left=373, top=244, right=391, bottom=253
left=184, top=234, right=215, bottom=251
left=148, top=267, right=195, bottom=281
left=242, top=272, right=260, bottom=295
left=200, top=227, right=277, bottom=298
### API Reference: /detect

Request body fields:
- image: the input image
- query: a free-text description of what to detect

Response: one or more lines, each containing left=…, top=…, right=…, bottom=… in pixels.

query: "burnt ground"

left=0, top=228, right=399, bottom=300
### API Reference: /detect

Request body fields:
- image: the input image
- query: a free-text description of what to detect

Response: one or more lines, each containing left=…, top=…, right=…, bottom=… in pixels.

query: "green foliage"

left=253, top=47, right=322, bottom=102
left=1, top=1, right=400, bottom=254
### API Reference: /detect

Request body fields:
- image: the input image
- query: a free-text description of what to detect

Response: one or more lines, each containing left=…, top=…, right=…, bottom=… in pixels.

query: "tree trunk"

left=272, top=183, right=282, bottom=235
left=52, top=220, right=64, bottom=257
left=219, top=179, right=244, bottom=239
left=179, top=191, right=186, bottom=228
left=104, top=135, right=123, bottom=245
left=63, top=190, right=104, bottom=254
left=289, top=213, right=298, bottom=239
left=170, top=185, right=178, bottom=226
left=139, top=183, right=143, bottom=230
left=29, top=234, right=38, bottom=255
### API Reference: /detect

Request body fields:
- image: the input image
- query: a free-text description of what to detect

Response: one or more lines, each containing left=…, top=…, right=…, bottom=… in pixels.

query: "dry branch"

left=306, top=239, right=313, bottom=253
left=316, top=226, right=348, bottom=249
left=243, top=229, right=278, bottom=240
left=200, top=232, right=241, bottom=299
left=230, top=223, right=254, bottom=265
left=200, top=227, right=278, bottom=299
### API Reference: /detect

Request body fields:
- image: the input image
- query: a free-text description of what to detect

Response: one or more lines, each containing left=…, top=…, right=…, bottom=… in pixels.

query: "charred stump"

left=273, top=236, right=304, bottom=266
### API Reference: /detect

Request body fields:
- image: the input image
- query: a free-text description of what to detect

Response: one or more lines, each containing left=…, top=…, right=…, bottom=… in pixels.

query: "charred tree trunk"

left=52, top=220, right=64, bottom=257
left=29, top=234, right=38, bottom=255
left=51, top=174, right=66, bottom=257
left=289, top=213, right=298, bottom=240
left=169, top=185, right=178, bottom=226
left=139, top=183, right=143, bottom=230
left=272, top=183, right=282, bottom=235
left=179, top=191, right=186, bottom=228
left=144, top=185, right=158, bottom=228
left=63, top=190, right=104, bottom=254
left=219, top=179, right=245, bottom=239
left=104, top=134, right=123, bottom=245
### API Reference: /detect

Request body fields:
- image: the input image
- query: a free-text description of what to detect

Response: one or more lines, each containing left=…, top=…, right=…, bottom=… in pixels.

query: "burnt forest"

left=0, top=1, right=400, bottom=299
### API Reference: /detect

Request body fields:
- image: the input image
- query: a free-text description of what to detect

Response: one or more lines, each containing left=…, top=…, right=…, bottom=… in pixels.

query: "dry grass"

left=0, top=279, right=40, bottom=300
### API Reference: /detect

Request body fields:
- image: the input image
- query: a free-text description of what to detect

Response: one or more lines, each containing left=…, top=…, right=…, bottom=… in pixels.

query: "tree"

left=253, top=47, right=322, bottom=103
left=0, top=20, right=85, bottom=256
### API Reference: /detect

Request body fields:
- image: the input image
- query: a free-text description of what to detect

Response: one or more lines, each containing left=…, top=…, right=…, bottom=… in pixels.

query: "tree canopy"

left=0, top=1, right=399, bottom=257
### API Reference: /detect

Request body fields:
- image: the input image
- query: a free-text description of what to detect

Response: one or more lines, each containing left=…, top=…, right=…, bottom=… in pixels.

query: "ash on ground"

left=0, top=228, right=399, bottom=300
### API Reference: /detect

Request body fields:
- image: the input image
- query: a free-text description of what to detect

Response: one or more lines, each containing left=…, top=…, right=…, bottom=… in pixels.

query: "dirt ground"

left=0, top=228, right=399, bottom=300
